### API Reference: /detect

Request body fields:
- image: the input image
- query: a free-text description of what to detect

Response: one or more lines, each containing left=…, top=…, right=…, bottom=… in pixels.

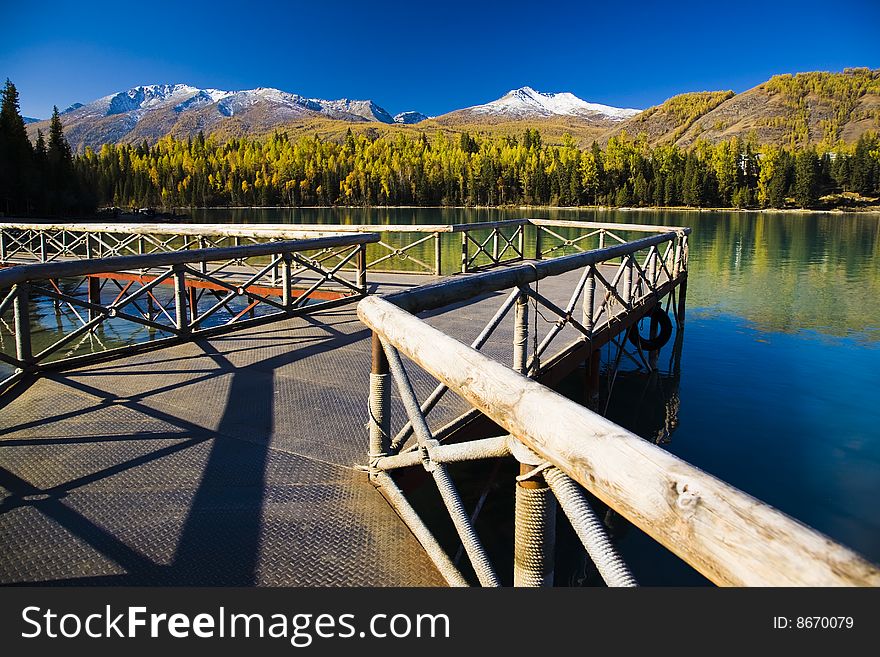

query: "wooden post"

left=514, top=461, right=556, bottom=587
left=586, top=348, right=600, bottom=411
left=649, top=311, right=660, bottom=368
left=369, top=331, right=391, bottom=470
left=623, top=255, right=633, bottom=307
left=189, top=286, right=199, bottom=324
left=673, top=236, right=683, bottom=279
left=517, top=224, right=525, bottom=261
left=39, top=232, right=47, bottom=262
left=198, top=236, right=207, bottom=274
left=598, top=229, right=606, bottom=251
left=172, top=264, right=188, bottom=334
left=534, top=225, right=542, bottom=261
left=676, top=278, right=688, bottom=329
left=87, top=276, right=102, bottom=322
left=357, top=243, right=367, bottom=293
left=85, top=233, right=94, bottom=259
left=282, top=252, right=293, bottom=309
left=513, top=290, right=529, bottom=375
left=582, top=267, right=595, bottom=334
left=13, top=284, right=32, bottom=367
left=460, top=231, right=468, bottom=273
left=1, top=231, right=7, bottom=263
left=492, top=228, right=499, bottom=265
left=433, top=231, right=442, bottom=276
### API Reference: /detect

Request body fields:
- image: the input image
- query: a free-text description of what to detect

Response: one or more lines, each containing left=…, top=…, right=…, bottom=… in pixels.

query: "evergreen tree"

left=767, top=152, right=791, bottom=208
left=33, top=129, right=48, bottom=211
left=793, top=149, right=820, bottom=207
left=0, top=79, right=34, bottom=214
left=46, top=106, right=76, bottom=213
left=682, top=153, right=701, bottom=207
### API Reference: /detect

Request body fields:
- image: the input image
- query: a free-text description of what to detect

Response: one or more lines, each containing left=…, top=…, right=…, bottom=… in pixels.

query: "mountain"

left=605, top=68, right=880, bottom=148
left=394, top=111, right=429, bottom=124
left=22, top=116, right=40, bottom=124
left=26, top=70, right=880, bottom=151
left=28, top=83, right=403, bottom=150
left=602, top=91, right=735, bottom=146
left=440, top=86, right=640, bottom=122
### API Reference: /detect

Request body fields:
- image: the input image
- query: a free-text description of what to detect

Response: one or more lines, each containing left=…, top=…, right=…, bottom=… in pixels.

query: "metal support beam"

left=543, top=467, right=637, bottom=587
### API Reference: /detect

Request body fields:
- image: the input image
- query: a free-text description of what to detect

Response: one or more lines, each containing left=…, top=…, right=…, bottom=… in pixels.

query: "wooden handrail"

left=0, top=233, right=378, bottom=288
left=385, top=231, right=680, bottom=314
left=0, top=218, right=691, bottom=238
left=357, top=295, right=880, bottom=586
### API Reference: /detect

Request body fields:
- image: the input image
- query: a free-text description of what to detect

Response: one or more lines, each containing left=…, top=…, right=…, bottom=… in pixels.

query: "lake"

left=189, top=207, right=880, bottom=585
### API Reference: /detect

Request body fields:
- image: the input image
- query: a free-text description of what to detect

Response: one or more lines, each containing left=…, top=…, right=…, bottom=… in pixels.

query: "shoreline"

left=178, top=205, right=880, bottom=215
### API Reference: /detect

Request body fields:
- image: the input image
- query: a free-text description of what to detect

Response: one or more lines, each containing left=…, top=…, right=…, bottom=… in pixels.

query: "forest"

left=1, top=79, right=879, bottom=216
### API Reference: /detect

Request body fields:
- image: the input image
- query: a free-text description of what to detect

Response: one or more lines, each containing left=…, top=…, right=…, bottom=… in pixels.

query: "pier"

left=1, top=219, right=877, bottom=587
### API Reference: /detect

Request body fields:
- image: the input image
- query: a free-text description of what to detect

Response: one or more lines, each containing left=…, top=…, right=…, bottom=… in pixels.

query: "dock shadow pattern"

left=0, top=266, right=600, bottom=586
left=0, top=309, right=448, bottom=586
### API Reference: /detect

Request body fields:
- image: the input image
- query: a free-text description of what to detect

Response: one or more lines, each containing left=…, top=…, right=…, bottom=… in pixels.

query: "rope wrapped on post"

left=514, top=480, right=556, bottom=587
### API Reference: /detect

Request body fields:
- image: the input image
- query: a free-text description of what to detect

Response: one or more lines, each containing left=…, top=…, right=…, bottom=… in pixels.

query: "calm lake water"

left=190, top=207, right=880, bottom=585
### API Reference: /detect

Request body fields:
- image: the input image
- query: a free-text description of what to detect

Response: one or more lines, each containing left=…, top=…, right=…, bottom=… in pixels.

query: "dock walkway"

left=0, top=266, right=601, bottom=585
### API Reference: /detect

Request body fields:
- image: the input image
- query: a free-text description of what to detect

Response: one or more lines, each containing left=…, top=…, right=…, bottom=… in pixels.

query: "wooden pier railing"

left=357, top=229, right=880, bottom=587
left=0, top=233, right=377, bottom=396
left=0, top=219, right=687, bottom=276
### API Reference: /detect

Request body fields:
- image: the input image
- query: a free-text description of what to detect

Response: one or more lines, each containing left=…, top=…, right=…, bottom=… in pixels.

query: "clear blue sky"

left=3, top=0, right=879, bottom=120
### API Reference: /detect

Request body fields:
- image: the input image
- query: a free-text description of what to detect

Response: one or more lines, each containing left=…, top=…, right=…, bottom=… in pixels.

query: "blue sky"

left=2, top=0, right=879, bottom=119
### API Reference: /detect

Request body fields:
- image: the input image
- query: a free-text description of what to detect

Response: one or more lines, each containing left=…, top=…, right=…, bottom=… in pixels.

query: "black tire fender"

left=628, top=307, right=673, bottom=352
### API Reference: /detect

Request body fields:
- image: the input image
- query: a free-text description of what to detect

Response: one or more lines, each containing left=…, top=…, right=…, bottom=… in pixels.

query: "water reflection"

left=192, top=207, right=880, bottom=340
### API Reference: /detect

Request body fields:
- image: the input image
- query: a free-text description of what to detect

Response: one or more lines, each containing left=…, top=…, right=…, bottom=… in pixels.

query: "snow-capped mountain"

left=37, top=83, right=405, bottom=150
left=452, top=86, right=640, bottom=122
left=394, top=111, right=430, bottom=124
left=30, top=83, right=645, bottom=150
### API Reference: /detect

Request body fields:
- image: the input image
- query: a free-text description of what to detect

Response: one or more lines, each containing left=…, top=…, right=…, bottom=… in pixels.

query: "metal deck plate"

left=0, top=263, right=646, bottom=586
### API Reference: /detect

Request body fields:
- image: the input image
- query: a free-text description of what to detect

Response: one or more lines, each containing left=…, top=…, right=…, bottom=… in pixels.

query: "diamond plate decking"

left=0, top=264, right=655, bottom=586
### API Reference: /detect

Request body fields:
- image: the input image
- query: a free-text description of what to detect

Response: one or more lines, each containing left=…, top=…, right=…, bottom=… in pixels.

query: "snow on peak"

left=467, top=86, right=640, bottom=121
left=394, top=111, right=430, bottom=124
left=311, top=98, right=395, bottom=123
left=105, top=84, right=200, bottom=115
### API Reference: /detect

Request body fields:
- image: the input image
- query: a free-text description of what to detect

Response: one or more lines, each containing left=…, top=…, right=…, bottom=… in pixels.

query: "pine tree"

left=0, top=79, right=35, bottom=214
left=682, top=153, right=701, bottom=207
left=793, top=149, right=820, bottom=207
left=47, top=106, right=75, bottom=213
left=33, top=129, right=48, bottom=211
left=767, top=152, right=791, bottom=208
